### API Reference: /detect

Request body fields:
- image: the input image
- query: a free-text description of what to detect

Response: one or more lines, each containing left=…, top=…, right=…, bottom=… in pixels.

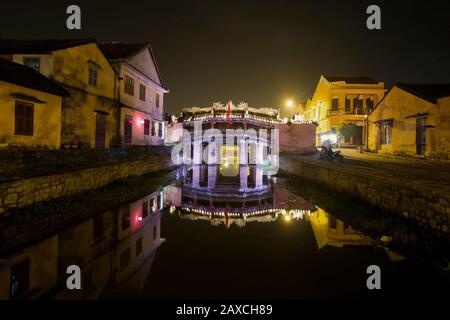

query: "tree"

left=336, top=123, right=356, bottom=141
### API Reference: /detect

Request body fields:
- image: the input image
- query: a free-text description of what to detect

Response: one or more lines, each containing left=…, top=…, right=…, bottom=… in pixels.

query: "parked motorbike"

left=319, top=147, right=344, bottom=162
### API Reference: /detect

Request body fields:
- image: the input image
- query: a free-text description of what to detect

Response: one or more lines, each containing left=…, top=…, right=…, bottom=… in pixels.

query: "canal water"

left=0, top=165, right=449, bottom=299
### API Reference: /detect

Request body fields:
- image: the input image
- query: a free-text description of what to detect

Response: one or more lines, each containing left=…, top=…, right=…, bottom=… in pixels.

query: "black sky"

left=1, top=0, right=450, bottom=114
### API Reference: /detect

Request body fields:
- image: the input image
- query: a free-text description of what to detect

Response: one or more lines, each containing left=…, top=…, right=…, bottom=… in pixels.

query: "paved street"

left=295, top=149, right=450, bottom=197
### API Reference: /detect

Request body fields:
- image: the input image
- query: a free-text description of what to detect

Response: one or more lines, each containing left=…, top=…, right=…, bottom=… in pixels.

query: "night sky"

left=1, top=0, right=450, bottom=114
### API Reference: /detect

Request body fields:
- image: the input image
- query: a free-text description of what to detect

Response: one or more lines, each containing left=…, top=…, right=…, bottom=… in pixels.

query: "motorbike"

left=319, top=147, right=344, bottom=162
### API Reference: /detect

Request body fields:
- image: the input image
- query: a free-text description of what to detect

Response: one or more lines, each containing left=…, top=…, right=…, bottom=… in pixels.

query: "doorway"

left=416, top=117, right=426, bottom=155
left=95, top=113, right=107, bottom=149
left=124, top=115, right=133, bottom=144
left=353, top=126, right=363, bottom=145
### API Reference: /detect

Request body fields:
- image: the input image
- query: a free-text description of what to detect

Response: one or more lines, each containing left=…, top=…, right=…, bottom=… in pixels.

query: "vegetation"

left=336, top=123, right=357, bottom=141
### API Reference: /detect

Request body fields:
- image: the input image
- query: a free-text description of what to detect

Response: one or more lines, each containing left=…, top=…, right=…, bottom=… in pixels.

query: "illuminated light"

left=285, top=99, right=294, bottom=108
left=284, top=215, right=291, bottom=222
left=140, top=120, right=145, bottom=124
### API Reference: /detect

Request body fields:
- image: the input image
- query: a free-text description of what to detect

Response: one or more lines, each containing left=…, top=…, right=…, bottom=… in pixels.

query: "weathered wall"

left=368, top=87, right=450, bottom=159
left=0, top=153, right=173, bottom=215
left=51, top=43, right=120, bottom=148
left=280, top=155, right=450, bottom=233
left=277, top=123, right=317, bottom=153
left=0, top=80, right=62, bottom=149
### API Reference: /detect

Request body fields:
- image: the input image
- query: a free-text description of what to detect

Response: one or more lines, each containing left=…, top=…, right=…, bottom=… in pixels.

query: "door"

left=416, top=117, right=426, bottom=155
left=124, top=116, right=133, bottom=144
left=95, top=113, right=107, bottom=149
left=354, top=126, right=363, bottom=145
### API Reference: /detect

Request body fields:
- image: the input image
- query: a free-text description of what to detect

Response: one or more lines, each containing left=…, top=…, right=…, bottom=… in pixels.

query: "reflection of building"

left=368, top=83, right=450, bottom=158
left=177, top=165, right=316, bottom=227
left=0, top=187, right=165, bottom=300
left=0, top=235, right=58, bottom=299
left=303, top=76, right=385, bottom=146
left=307, top=208, right=374, bottom=249
left=307, top=208, right=405, bottom=261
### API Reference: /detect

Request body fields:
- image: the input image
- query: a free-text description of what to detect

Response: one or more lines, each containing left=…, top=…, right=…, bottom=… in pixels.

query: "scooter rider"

left=321, top=138, right=333, bottom=157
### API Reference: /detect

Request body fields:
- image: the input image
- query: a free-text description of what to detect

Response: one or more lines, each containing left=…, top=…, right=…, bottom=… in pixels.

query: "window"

left=353, top=97, right=363, bottom=114
left=136, top=238, right=143, bottom=257
left=15, top=101, right=34, bottom=136
left=153, top=225, right=157, bottom=240
left=155, top=93, right=160, bottom=108
left=124, top=75, right=134, bottom=95
left=88, top=67, right=98, bottom=87
left=331, top=98, right=339, bottom=111
left=92, top=213, right=104, bottom=240
left=139, top=84, right=146, bottom=101
left=10, top=259, right=30, bottom=299
left=144, top=119, right=150, bottom=136
left=345, top=97, right=351, bottom=112
left=119, top=248, right=130, bottom=271
left=142, top=201, right=148, bottom=218
left=156, top=194, right=161, bottom=210
left=380, top=121, right=393, bottom=145
left=23, top=57, right=40, bottom=72
left=366, top=98, right=374, bottom=113
left=122, top=208, right=130, bottom=231
left=150, top=198, right=155, bottom=212
left=311, top=108, right=315, bottom=119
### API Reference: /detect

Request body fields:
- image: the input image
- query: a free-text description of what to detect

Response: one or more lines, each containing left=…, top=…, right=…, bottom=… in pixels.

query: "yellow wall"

left=52, top=43, right=119, bottom=148
left=0, top=80, right=62, bottom=148
left=304, top=76, right=385, bottom=146
left=368, top=86, right=450, bottom=158
left=13, top=43, right=120, bottom=148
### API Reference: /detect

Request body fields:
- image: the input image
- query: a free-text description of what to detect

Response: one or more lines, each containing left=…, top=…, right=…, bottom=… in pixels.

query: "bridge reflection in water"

left=4, top=163, right=446, bottom=300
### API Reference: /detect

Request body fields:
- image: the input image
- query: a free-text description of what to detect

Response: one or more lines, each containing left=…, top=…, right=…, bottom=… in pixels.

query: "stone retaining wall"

left=280, top=155, right=450, bottom=233
left=0, top=153, right=174, bottom=215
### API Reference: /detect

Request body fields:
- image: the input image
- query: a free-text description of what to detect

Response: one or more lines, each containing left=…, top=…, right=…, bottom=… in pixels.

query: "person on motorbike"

left=321, top=139, right=333, bottom=157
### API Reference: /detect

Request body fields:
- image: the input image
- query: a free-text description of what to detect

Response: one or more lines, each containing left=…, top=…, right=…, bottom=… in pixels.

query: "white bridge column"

left=193, top=139, right=202, bottom=165
left=256, top=142, right=265, bottom=165
left=239, top=138, right=247, bottom=165
left=208, top=165, right=217, bottom=189
left=192, top=165, right=200, bottom=188
left=239, top=166, right=248, bottom=191
left=255, top=166, right=263, bottom=189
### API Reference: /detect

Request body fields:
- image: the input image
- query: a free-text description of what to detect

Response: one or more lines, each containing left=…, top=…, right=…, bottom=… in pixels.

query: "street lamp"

left=279, top=99, right=295, bottom=117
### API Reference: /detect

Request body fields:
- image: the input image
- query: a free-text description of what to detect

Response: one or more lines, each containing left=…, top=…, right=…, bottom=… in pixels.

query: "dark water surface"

left=1, top=165, right=449, bottom=299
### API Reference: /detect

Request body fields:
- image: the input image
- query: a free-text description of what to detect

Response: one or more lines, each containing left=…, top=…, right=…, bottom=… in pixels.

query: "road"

left=299, top=148, right=450, bottom=197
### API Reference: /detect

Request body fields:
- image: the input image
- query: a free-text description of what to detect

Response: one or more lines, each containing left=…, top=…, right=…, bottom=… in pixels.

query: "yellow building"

left=307, top=208, right=374, bottom=249
left=0, top=39, right=120, bottom=149
left=0, top=58, right=69, bottom=148
left=368, top=83, right=450, bottom=159
left=304, top=75, right=385, bottom=147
